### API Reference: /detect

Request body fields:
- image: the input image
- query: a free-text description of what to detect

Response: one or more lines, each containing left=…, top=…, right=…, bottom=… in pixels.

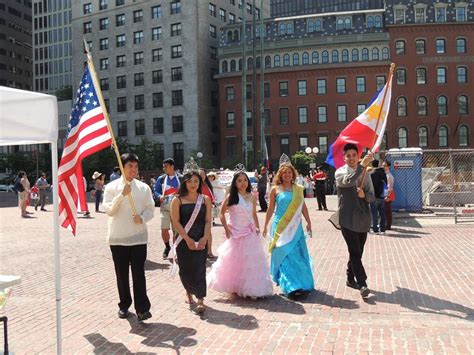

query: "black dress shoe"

left=162, top=246, right=171, bottom=259
left=360, top=286, right=370, bottom=298
left=137, top=311, right=152, bottom=322
left=346, top=279, right=360, bottom=289
left=118, top=309, right=129, bottom=319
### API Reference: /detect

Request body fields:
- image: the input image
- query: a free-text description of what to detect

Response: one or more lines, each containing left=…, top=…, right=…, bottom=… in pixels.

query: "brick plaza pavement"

left=1, top=196, right=473, bottom=354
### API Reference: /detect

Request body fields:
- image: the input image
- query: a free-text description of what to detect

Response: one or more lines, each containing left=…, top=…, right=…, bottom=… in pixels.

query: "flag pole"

left=359, top=62, right=396, bottom=188
left=83, top=39, right=138, bottom=215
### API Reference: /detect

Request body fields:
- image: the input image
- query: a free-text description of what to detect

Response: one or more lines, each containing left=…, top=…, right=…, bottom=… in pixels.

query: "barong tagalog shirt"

left=103, top=178, right=155, bottom=246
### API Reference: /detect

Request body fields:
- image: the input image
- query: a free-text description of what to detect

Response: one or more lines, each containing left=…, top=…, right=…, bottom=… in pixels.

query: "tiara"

left=279, top=153, right=292, bottom=168
left=183, top=157, right=200, bottom=173
left=234, top=163, right=246, bottom=173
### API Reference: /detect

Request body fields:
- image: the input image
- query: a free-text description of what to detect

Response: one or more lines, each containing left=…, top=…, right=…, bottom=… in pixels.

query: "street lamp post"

left=305, top=146, right=319, bottom=171
left=196, top=151, right=203, bottom=167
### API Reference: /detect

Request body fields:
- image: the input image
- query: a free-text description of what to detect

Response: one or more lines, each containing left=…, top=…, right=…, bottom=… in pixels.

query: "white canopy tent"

left=0, top=86, right=62, bottom=353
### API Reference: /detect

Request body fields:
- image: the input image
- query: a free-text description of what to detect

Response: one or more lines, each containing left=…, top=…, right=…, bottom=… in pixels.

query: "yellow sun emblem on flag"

left=364, top=103, right=385, bottom=123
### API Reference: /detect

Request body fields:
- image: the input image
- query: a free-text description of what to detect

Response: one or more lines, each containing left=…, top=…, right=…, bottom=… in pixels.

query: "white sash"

left=274, top=202, right=304, bottom=249
left=169, top=194, right=204, bottom=278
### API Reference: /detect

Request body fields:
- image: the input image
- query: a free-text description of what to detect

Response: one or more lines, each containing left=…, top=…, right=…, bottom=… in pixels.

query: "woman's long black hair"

left=228, top=172, right=251, bottom=207
left=199, top=168, right=214, bottom=193
left=177, top=171, right=202, bottom=197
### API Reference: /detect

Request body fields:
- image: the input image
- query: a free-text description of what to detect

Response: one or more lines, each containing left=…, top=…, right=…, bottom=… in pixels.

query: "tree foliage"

left=55, top=86, right=73, bottom=101
left=291, top=151, right=313, bottom=176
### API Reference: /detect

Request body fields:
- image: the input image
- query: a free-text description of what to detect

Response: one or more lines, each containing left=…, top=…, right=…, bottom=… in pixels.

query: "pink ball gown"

left=208, top=194, right=273, bottom=298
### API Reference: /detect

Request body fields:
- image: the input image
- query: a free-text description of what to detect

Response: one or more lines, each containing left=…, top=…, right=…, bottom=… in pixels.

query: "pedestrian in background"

left=312, top=167, right=328, bottom=211
left=383, top=160, right=395, bottom=230
left=35, top=172, right=50, bottom=211
left=16, top=171, right=31, bottom=218
left=110, top=166, right=121, bottom=182
left=256, top=167, right=268, bottom=212
left=369, top=160, right=387, bottom=235
left=92, top=171, right=105, bottom=212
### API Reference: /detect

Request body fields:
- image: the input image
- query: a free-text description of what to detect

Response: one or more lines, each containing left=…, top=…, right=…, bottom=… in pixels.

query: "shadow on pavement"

left=145, top=259, right=170, bottom=270
left=389, top=227, right=430, bottom=235
left=297, top=289, right=360, bottom=309
left=213, top=294, right=306, bottom=315
left=200, top=304, right=259, bottom=330
left=84, top=333, right=148, bottom=354
left=366, top=286, right=474, bottom=321
left=127, top=320, right=198, bottom=354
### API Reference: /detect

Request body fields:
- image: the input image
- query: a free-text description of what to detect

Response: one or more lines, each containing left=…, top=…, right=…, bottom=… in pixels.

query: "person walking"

left=110, top=166, right=121, bottom=182
left=16, top=171, right=31, bottom=218
left=256, top=167, right=268, bottom=212
left=383, top=160, right=395, bottom=230
left=92, top=171, right=105, bottom=212
left=103, top=153, right=155, bottom=321
left=329, top=143, right=374, bottom=298
left=312, top=167, right=328, bottom=210
left=35, top=173, right=50, bottom=211
left=369, top=160, right=387, bottom=235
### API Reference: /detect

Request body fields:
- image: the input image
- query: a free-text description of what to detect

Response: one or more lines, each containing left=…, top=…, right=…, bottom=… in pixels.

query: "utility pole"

left=241, top=1, right=247, bottom=168
left=252, top=0, right=257, bottom=169
left=259, top=0, right=265, bottom=169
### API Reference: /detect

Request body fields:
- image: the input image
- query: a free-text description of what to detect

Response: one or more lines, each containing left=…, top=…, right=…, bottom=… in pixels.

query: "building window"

left=332, top=50, right=339, bottom=63
left=382, top=47, right=389, bottom=60
left=83, top=3, right=92, bottom=14
left=172, top=115, right=183, bottom=133
left=298, top=80, right=307, bottom=96
left=172, top=90, right=183, bottom=106
left=83, top=22, right=92, bottom=34
left=100, top=78, right=109, bottom=91
left=280, top=136, right=290, bottom=155
left=317, top=79, right=326, bottom=94
left=133, top=10, right=143, bottom=23
left=436, top=39, right=446, bottom=54
left=229, top=12, right=236, bottom=24
left=456, top=6, right=467, bottom=22
left=318, top=135, right=328, bottom=154
left=417, top=96, right=427, bottom=116
left=435, top=7, right=446, bottom=23
left=376, top=75, right=386, bottom=90
left=173, top=142, right=184, bottom=168
left=116, top=75, right=126, bottom=89
left=170, top=1, right=181, bottom=15
left=318, top=105, right=327, bottom=123
left=210, top=46, right=217, bottom=59
left=372, top=48, right=379, bottom=60
left=279, top=81, right=288, bottom=97
left=227, top=112, right=235, bottom=127
left=226, top=86, right=234, bottom=101
left=152, top=70, right=162, bottom=84
left=116, top=34, right=126, bottom=47
left=153, top=92, right=163, bottom=108
left=153, top=117, right=164, bottom=134
left=100, top=58, right=109, bottom=70
left=274, top=55, right=281, bottom=67
left=458, top=95, right=468, bottom=115
left=134, top=31, right=144, bottom=44
left=152, top=5, right=162, bottom=19
left=118, top=121, right=127, bottom=136
left=336, top=78, right=346, bottom=93
left=117, top=97, right=127, bottom=112
left=99, top=0, right=108, bottom=10
left=298, top=136, right=308, bottom=151
left=280, top=108, right=289, bottom=125
left=415, top=7, right=426, bottom=23
left=356, top=77, right=366, bottom=92
left=302, top=52, right=309, bottom=64
left=342, top=49, right=349, bottom=62
left=152, top=27, right=162, bottom=41
left=209, top=25, right=217, bottom=38
left=134, top=52, right=144, bottom=65
left=395, top=40, right=405, bottom=55
left=357, top=104, right=366, bottom=115
left=415, top=39, right=426, bottom=54
left=312, top=51, right=319, bottom=64
left=418, top=126, right=428, bottom=147
left=171, top=23, right=181, bottom=36
left=116, top=14, right=125, bottom=27
left=219, top=8, right=226, bottom=21
left=293, top=53, right=300, bottom=65
left=459, top=125, right=469, bottom=147
left=456, top=38, right=466, bottom=53
left=99, top=18, right=109, bottom=30
left=322, top=50, right=329, bottom=63
left=134, top=73, right=144, bottom=86
left=283, top=54, right=290, bottom=66
left=135, top=119, right=145, bottom=135
left=171, top=67, right=182, bottom=81
left=437, top=67, right=447, bottom=84
left=457, top=66, right=468, bottom=84
left=337, top=105, right=347, bottom=122
left=362, top=48, right=369, bottom=61
left=116, top=55, right=126, bottom=67
left=438, top=95, right=448, bottom=116
left=264, top=109, right=271, bottom=126
left=116, top=0, right=124, bottom=5
left=246, top=111, right=252, bottom=127
left=226, top=138, right=236, bottom=157
left=134, top=95, right=144, bottom=110
left=396, top=69, right=406, bottom=85
left=416, top=68, right=426, bottom=85
left=246, top=84, right=252, bottom=99
left=397, top=97, right=407, bottom=117
left=298, top=107, right=308, bottom=123
left=398, top=127, right=408, bottom=148
left=352, top=49, right=359, bottom=62
left=171, top=45, right=182, bottom=58
left=209, top=3, right=216, bottom=17
left=152, top=48, right=162, bottom=62
left=264, top=82, right=270, bottom=98
left=394, top=8, right=405, bottom=24
left=438, top=126, right=448, bottom=147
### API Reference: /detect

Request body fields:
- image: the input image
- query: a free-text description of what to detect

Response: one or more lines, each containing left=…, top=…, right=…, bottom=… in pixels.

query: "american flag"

left=58, top=65, right=112, bottom=234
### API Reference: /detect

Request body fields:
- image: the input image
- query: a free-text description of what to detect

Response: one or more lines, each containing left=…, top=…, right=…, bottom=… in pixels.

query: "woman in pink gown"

left=208, top=171, right=273, bottom=298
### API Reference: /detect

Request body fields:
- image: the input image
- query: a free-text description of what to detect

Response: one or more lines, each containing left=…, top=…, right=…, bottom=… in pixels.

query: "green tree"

left=55, top=86, right=73, bottom=101
left=291, top=151, right=313, bottom=176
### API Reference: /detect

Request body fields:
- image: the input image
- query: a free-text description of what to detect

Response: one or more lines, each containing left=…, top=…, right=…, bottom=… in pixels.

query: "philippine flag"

left=326, top=74, right=393, bottom=169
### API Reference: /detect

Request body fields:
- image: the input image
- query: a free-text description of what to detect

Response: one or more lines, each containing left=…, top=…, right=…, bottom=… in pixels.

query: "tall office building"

left=71, top=0, right=269, bottom=168
left=32, top=0, right=73, bottom=94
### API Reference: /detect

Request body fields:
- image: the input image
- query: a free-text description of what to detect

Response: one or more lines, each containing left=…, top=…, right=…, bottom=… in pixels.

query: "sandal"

left=196, top=300, right=205, bottom=314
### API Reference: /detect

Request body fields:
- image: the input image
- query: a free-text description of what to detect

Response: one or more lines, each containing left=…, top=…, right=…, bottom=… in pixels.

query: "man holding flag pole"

left=328, top=63, right=395, bottom=298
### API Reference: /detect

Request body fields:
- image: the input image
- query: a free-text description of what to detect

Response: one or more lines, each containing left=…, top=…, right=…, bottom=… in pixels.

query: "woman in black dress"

left=170, top=171, right=212, bottom=313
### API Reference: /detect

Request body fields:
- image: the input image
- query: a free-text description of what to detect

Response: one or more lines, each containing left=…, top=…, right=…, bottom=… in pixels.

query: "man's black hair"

left=384, top=160, right=391, bottom=167
left=113, top=166, right=120, bottom=173
left=343, top=143, right=358, bottom=153
left=121, top=153, right=139, bottom=165
left=371, top=159, right=380, bottom=168
left=163, top=158, right=175, bottom=166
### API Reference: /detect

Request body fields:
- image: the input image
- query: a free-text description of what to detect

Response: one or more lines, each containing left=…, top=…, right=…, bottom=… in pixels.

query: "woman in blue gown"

left=263, top=162, right=314, bottom=297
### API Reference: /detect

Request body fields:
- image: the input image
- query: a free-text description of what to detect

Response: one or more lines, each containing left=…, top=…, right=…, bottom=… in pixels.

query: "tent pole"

left=51, top=140, right=62, bottom=354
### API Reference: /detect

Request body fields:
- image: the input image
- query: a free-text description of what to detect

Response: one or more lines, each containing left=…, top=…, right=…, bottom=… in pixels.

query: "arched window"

left=230, top=59, right=236, bottom=72
left=417, top=96, right=427, bottom=116
left=247, top=57, right=253, bottom=70
left=332, top=50, right=339, bottom=63
left=274, top=55, right=281, bottom=67
left=312, top=51, right=319, bottom=64
left=287, top=22, right=294, bottom=34
left=374, top=15, right=382, bottom=28
left=293, top=53, right=299, bottom=65
left=458, top=95, right=468, bottom=115
left=279, top=23, right=286, bottom=36
left=238, top=58, right=242, bottom=71
left=372, top=48, right=379, bottom=60
left=227, top=31, right=233, bottom=42
left=283, top=54, right=290, bottom=66
left=398, top=127, right=408, bottom=148
left=459, top=125, right=469, bottom=147
left=307, top=20, right=315, bottom=33
left=234, top=29, right=239, bottom=41
left=222, top=60, right=228, bottom=73
left=256, top=56, right=261, bottom=69
left=418, top=126, right=428, bottom=147
left=382, top=47, right=389, bottom=60
left=264, top=55, right=271, bottom=68
left=315, top=19, right=322, bottom=31
left=344, top=18, right=352, bottom=29
left=367, top=16, right=374, bottom=28
left=397, top=97, right=407, bottom=116
left=362, top=48, right=369, bottom=61
left=342, top=49, right=349, bottom=62
left=322, top=50, right=329, bottom=63
left=438, top=125, right=448, bottom=147
left=302, top=52, right=309, bottom=65
left=438, top=95, right=448, bottom=115
left=352, top=48, right=359, bottom=61
left=336, top=18, right=344, bottom=30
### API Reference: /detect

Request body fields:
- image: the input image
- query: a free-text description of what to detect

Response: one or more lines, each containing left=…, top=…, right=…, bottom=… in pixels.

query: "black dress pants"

left=315, top=186, right=327, bottom=210
left=110, top=244, right=151, bottom=313
left=258, top=188, right=267, bottom=211
left=341, top=227, right=368, bottom=287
